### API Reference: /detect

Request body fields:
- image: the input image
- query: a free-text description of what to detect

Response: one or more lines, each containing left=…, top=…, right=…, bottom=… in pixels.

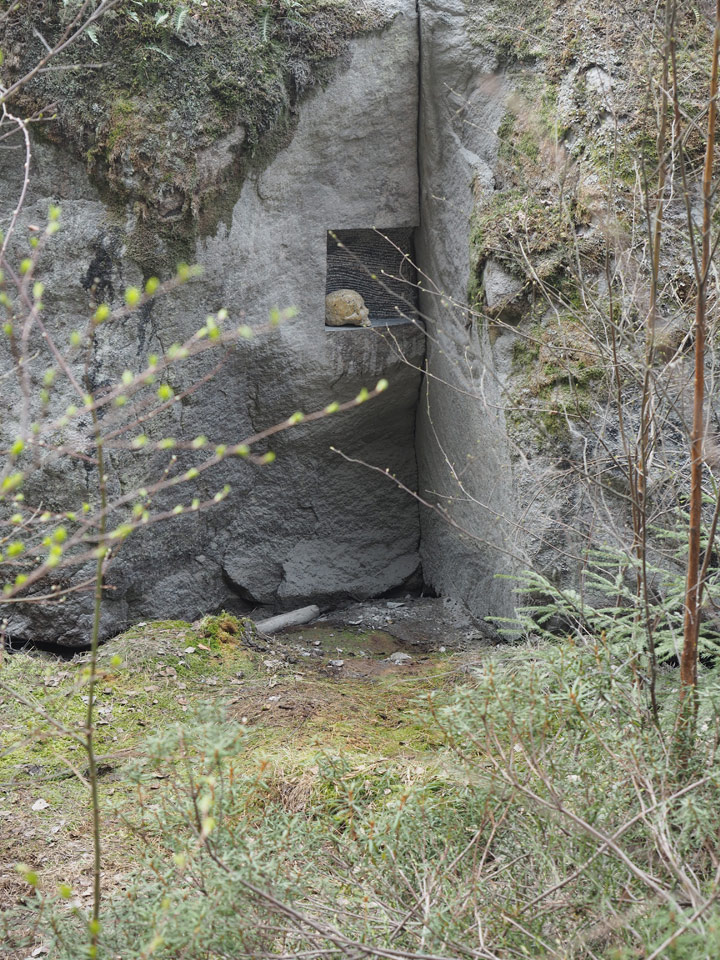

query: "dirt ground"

left=0, top=597, right=490, bottom=956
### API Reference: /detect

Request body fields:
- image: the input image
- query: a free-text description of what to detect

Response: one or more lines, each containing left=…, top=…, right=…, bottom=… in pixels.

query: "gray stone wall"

left=414, top=0, right=518, bottom=623
left=0, top=0, right=425, bottom=646
left=0, top=0, right=550, bottom=647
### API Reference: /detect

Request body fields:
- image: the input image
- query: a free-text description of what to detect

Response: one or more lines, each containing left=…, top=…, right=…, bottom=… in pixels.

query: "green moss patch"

left=1, top=0, right=386, bottom=247
left=468, top=0, right=716, bottom=323
left=505, top=311, right=606, bottom=447
left=463, top=0, right=551, bottom=65
left=0, top=614, right=456, bottom=921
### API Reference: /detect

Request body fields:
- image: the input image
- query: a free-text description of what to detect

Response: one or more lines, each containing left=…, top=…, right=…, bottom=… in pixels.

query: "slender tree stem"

left=636, top=0, right=674, bottom=725
left=85, top=402, right=107, bottom=953
left=681, top=0, right=720, bottom=711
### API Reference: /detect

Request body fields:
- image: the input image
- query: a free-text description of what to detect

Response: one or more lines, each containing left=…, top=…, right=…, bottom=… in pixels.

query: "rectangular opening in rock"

left=325, top=228, right=419, bottom=328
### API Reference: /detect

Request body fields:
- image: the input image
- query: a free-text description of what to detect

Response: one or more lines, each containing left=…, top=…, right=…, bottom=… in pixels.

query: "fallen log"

left=255, top=605, right=320, bottom=634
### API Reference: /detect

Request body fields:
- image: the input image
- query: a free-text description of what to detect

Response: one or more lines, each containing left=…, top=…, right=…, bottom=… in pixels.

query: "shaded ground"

left=318, top=595, right=499, bottom=649
left=0, top=598, right=487, bottom=951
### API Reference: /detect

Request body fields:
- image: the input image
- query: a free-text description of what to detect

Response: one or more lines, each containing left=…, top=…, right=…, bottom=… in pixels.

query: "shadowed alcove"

left=325, top=227, right=419, bottom=327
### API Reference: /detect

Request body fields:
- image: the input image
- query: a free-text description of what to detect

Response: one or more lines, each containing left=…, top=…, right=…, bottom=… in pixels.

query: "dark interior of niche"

left=325, top=228, right=419, bottom=325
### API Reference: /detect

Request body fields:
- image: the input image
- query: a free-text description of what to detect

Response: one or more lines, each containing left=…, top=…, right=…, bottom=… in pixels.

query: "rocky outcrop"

left=4, top=0, right=679, bottom=648
left=0, top=0, right=424, bottom=646
left=1, top=0, right=386, bottom=235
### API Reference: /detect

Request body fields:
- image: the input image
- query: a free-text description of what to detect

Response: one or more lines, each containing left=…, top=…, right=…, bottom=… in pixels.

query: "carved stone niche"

left=325, top=227, right=419, bottom=328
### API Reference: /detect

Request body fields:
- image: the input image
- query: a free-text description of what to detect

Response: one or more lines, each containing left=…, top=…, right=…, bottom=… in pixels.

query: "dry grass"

left=1, top=616, right=461, bottom=944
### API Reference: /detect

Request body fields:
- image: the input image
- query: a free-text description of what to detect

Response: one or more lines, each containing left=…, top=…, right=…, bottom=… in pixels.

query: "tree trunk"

left=680, top=0, right=720, bottom=703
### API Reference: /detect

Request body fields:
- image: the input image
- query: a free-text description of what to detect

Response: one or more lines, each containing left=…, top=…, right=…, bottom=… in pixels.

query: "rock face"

left=413, top=0, right=518, bottom=621
left=0, top=0, right=424, bottom=646
left=482, top=260, right=525, bottom=318
left=324, top=290, right=371, bottom=327
left=7, top=0, right=642, bottom=647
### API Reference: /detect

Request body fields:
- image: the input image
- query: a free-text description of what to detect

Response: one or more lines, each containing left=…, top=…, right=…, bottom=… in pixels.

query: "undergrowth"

left=4, top=625, right=720, bottom=959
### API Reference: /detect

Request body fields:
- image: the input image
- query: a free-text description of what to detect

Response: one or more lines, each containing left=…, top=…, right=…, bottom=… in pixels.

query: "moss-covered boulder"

left=1, top=0, right=385, bottom=234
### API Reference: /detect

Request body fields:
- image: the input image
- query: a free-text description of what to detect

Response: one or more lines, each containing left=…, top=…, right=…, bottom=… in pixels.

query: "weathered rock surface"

left=4, top=0, right=664, bottom=649
left=414, top=0, right=517, bottom=621
left=0, top=0, right=424, bottom=646
left=483, top=259, right=525, bottom=318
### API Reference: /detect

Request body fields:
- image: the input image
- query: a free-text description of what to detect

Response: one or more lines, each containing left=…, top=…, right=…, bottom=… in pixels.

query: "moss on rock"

left=1, top=0, right=386, bottom=249
left=506, top=314, right=604, bottom=447
left=463, top=0, right=550, bottom=65
left=464, top=1, right=715, bottom=452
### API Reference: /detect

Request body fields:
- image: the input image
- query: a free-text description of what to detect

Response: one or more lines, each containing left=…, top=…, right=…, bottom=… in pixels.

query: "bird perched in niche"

left=325, top=289, right=371, bottom=327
